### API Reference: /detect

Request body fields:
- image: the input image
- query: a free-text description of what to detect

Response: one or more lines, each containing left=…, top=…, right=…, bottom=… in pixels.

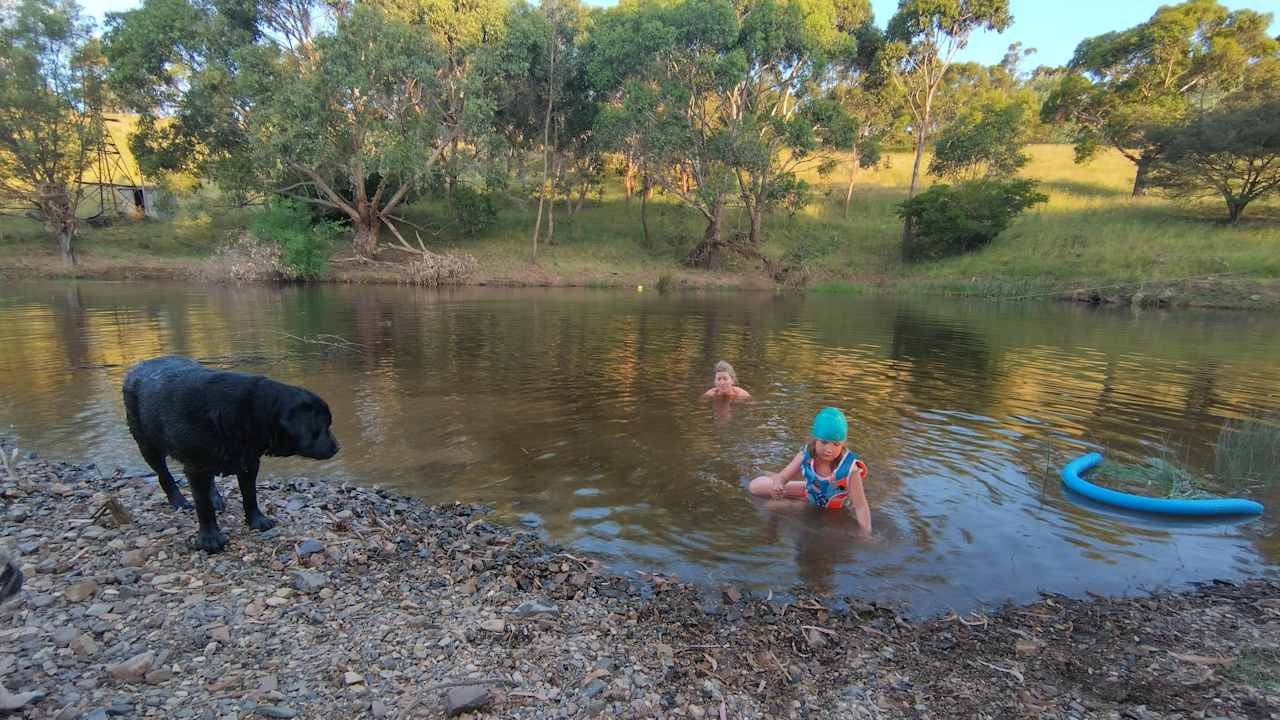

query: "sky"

left=79, top=0, right=1280, bottom=68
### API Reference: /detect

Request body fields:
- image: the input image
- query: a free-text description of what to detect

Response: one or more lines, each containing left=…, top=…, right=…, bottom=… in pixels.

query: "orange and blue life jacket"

left=801, top=447, right=868, bottom=509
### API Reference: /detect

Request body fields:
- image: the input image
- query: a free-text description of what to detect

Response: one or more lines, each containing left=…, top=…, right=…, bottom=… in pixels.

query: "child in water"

left=702, top=360, right=751, bottom=400
left=748, top=407, right=872, bottom=535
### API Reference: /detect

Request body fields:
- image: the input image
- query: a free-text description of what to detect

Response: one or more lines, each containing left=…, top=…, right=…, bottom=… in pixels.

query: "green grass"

left=1213, top=416, right=1280, bottom=492
left=2, top=143, right=1277, bottom=291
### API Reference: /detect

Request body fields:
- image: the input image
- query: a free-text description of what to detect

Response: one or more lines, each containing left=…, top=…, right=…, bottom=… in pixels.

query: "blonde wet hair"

left=714, top=360, right=737, bottom=384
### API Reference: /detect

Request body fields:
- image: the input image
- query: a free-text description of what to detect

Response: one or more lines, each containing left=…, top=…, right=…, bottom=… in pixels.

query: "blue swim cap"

left=812, top=407, right=848, bottom=442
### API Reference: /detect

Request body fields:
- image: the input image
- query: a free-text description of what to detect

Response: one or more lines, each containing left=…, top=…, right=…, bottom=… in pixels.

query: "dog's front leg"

left=238, top=458, right=276, bottom=531
left=187, top=469, right=228, bottom=553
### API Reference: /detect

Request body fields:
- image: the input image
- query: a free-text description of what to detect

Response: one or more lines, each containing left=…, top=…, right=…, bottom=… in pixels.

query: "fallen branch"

left=676, top=644, right=728, bottom=654
left=973, top=659, right=1024, bottom=684
left=89, top=496, right=132, bottom=527
left=420, top=677, right=518, bottom=693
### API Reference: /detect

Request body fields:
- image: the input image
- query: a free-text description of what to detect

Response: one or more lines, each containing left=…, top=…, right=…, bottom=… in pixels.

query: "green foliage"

left=0, top=0, right=106, bottom=263
left=589, top=0, right=859, bottom=255
left=929, top=95, right=1034, bottom=179
left=1146, top=98, right=1280, bottom=223
left=778, top=233, right=842, bottom=279
left=449, top=184, right=499, bottom=238
left=882, top=0, right=1012, bottom=196
left=1041, top=0, right=1278, bottom=191
left=896, top=178, right=1046, bottom=263
left=250, top=201, right=338, bottom=279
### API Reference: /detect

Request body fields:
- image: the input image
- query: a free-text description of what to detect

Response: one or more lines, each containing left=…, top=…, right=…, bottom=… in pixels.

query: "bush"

left=897, top=179, right=1047, bottom=263
left=449, top=184, right=498, bottom=238
left=250, top=201, right=339, bottom=279
left=774, top=234, right=843, bottom=284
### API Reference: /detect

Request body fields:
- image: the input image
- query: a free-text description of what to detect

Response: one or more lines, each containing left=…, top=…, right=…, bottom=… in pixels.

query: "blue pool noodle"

left=1061, top=452, right=1264, bottom=517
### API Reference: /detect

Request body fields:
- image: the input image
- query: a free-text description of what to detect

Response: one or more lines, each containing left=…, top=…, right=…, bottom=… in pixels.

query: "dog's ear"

left=269, top=397, right=304, bottom=455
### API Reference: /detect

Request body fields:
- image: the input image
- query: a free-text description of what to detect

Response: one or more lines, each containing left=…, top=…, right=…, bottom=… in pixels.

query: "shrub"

left=449, top=184, right=498, bottom=238
left=897, top=178, right=1047, bottom=263
left=250, top=201, right=339, bottom=279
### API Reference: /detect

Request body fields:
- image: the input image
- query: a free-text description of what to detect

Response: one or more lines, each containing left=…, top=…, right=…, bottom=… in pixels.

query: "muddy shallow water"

left=1, top=280, right=1277, bottom=615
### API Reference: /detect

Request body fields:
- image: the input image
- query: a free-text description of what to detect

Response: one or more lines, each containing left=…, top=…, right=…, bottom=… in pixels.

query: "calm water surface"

left=1, top=281, right=1277, bottom=616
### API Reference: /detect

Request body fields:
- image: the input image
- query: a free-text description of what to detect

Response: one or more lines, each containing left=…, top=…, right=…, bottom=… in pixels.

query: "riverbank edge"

left=2, top=449, right=1278, bottom=719
left=3, top=254, right=1279, bottom=311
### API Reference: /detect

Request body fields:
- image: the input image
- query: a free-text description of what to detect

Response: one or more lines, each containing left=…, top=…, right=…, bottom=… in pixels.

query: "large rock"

left=291, top=572, right=328, bottom=594
left=107, top=652, right=154, bottom=682
left=445, top=685, right=490, bottom=717
left=64, top=580, right=97, bottom=602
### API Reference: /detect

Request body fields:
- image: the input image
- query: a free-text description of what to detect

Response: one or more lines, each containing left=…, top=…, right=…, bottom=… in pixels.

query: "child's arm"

left=770, top=451, right=804, bottom=496
left=846, top=475, right=872, bottom=536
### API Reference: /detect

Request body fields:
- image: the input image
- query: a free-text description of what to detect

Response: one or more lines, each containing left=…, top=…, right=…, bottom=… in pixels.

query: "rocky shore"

left=3, top=451, right=1278, bottom=719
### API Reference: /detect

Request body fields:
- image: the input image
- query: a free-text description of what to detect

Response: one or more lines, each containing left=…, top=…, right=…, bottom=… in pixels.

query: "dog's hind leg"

left=236, top=458, right=276, bottom=532
left=137, top=444, right=192, bottom=510
left=186, top=468, right=228, bottom=553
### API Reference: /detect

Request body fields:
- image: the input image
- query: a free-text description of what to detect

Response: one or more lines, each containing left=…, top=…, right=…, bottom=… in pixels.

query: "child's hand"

left=771, top=475, right=786, bottom=499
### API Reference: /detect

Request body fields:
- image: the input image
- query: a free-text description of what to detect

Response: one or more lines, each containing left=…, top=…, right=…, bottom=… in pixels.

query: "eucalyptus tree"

left=1041, top=0, right=1277, bottom=195
left=0, top=0, right=107, bottom=264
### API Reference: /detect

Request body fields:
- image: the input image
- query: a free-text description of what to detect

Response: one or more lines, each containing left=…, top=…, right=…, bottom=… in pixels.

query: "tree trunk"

left=352, top=205, right=382, bottom=259
left=842, top=160, right=858, bottom=218
left=903, top=117, right=929, bottom=244
left=56, top=227, right=76, bottom=266
left=623, top=154, right=636, bottom=202
left=1226, top=197, right=1245, bottom=224
left=36, top=184, right=77, bottom=265
left=907, top=121, right=927, bottom=198
left=531, top=33, right=556, bottom=262
left=1132, top=153, right=1155, bottom=197
left=547, top=194, right=556, bottom=246
left=705, top=199, right=723, bottom=246
left=639, top=174, right=651, bottom=247
left=747, top=203, right=763, bottom=248
left=685, top=198, right=725, bottom=269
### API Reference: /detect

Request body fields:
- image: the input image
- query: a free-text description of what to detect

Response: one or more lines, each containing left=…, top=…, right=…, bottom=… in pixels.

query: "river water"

left=1, top=281, right=1276, bottom=615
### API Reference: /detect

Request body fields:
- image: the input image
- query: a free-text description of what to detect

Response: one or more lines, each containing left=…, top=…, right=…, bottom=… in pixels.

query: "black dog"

left=123, top=356, right=339, bottom=553
left=0, top=554, right=20, bottom=602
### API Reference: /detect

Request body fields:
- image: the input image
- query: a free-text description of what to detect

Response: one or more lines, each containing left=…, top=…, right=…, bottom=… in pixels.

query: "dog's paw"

left=168, top=496, right=193, bottom=511
left=246, top=513, right=277, bottom=532
left=194, top=528, right=228, bottom=553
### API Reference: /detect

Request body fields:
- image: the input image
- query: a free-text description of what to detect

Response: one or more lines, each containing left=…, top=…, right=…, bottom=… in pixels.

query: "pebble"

left=513, top=599, right=560, bottom=616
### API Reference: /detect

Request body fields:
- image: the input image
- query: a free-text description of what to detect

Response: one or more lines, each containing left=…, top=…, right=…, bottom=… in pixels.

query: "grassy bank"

left=2, top=144, right=1278, bottom=306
